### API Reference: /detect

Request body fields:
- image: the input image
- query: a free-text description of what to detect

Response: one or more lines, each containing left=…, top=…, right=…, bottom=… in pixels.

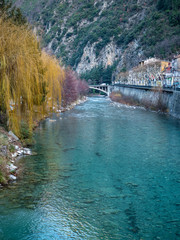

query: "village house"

left=115, top=57, right=180, bottom=88
left=171, top=55, right=180, bottom=87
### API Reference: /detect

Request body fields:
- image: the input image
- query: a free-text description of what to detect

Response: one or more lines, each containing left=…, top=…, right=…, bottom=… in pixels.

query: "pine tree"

left=0, top=0, right=26, bottom=25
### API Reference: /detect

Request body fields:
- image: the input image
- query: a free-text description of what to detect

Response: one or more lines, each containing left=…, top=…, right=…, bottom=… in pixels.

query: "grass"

left=0, top=133, right=8, bottom=146
left=0, top=129, right=9, bottom=185
left=0, top=156, right=8, bottom=185
left=9, top=145, right=15, bottom=153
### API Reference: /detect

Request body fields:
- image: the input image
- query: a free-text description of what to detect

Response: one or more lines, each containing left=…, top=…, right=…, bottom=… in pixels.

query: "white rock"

left=8, top=131, right=19, bottom=141
left=23, top=148, right=31, bottom=155
left=17, top=150, right=23, bottom=156
left=8, top=137, right=13, bottom=143
left=15, top=145, right=19, bottom=150
left=12, top=152, right=18, bottom=158
left=9, top=164, right=17, bottom=172
left=9, top=175, right=17, bottom=181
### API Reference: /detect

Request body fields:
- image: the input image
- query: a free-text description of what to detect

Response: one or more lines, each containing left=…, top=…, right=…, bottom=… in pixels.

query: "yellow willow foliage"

left=0, top=18, right=64, bottom=137
left=41, top=51, right=65, bottom=112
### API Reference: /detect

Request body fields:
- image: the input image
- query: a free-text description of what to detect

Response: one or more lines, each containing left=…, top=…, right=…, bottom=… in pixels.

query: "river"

left=0, top=97, right=180, bottom=240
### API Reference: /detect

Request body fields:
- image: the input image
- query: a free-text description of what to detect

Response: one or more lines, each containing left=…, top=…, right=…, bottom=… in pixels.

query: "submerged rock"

left=83, top=199, right=95, bottom=204
left=63, top=147, right=75, bottom=152
left=95, top=152, right=102, bottom=157
left=102, top=208, right=120, bottom=215
left=25, top=204, right=35, bottom=209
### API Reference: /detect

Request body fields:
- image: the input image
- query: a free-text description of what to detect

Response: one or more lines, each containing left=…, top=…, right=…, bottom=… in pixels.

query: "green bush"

left=0, top=156, right=8, bottom=185
left=52, top=41, right=58, bottom=51
left=169, top=10, right=180, bottom=26
left=66, top=32, right=73, bottom=38
left=20, top=121, right=32, bottom=140
left=9, top=145, right=15, bottom=153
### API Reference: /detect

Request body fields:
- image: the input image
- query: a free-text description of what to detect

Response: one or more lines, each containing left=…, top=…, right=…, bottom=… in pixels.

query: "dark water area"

left=0, top=97, right=180, bottom=240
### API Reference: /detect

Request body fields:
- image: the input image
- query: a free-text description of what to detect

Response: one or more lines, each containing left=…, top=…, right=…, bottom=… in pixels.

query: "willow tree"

left=0, top=18, right=64, bottom=137
left=41, top=52, right=64, bottom=112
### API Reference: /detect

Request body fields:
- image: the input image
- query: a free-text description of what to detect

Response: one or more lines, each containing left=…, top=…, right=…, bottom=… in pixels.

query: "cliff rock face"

left=76, top=42, right=121, bottom=74
left=13, top=0, right=180, bottom=83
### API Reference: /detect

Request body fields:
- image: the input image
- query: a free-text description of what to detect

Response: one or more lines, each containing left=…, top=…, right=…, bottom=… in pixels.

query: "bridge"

left=89, top=85, right=111, bottom=96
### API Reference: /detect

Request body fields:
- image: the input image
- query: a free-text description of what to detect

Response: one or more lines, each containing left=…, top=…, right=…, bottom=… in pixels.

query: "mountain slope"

left=13, top=0, right=180, bottom=83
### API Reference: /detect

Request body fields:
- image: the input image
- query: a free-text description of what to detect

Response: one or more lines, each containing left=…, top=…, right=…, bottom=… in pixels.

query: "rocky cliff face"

left=13, top=0, right=180, bottom=83
left=76, top=42, right=121, bottom=74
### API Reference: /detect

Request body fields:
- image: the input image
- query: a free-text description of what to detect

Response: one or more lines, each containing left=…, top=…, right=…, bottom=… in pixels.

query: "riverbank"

left=60, top=96, right=87, bottom=112
left=0, top=127, right=33, bottom=186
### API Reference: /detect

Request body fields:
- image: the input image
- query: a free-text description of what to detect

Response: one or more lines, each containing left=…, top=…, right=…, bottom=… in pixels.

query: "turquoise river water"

left=0, top=97, right=180, bottom=240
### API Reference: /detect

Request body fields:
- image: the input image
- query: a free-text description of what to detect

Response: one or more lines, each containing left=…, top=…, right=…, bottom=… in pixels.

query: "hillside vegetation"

left=13, top=0, right=180, bottom=83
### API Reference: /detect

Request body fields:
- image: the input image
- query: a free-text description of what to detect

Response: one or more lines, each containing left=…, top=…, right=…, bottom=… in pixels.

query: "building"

left=162, top=55, right=180, bottom=88
left=116, top=57, right=180, bottom=88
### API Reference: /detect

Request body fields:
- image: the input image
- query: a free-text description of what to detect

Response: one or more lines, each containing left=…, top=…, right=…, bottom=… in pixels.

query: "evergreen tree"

left=0, top=0, right=26, bottom=25
left=157, top=0, right=180, bottom=11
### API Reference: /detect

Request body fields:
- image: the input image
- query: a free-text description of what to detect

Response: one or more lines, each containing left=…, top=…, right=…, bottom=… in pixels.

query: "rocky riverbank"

left=0, top=97, right=87, bottom=187
left=0, top=127, right=33, bottom=186
left=59, top=96, right=88, bottom=112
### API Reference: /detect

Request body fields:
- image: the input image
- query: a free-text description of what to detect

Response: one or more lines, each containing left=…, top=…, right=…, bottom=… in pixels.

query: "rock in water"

left=23, top=148, right=32, bottom=155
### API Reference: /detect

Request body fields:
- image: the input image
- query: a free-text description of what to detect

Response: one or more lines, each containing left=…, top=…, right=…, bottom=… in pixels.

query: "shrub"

left=9, top=144, right=15, bottom=153
left=0, top=156, right=8, bottom=185
left=62, top=69, right=89, bottom=106
left=169, top=10, right=180, bottom=26
left=20, top=121, right=32, bottom=140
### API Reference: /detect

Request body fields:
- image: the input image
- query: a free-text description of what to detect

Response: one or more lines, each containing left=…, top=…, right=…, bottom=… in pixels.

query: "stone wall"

left=111, top=85, right=180, bottom=119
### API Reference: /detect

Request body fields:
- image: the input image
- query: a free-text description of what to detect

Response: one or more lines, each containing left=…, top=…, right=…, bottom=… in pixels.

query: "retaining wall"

left=111, top=86, right=180, bottom=119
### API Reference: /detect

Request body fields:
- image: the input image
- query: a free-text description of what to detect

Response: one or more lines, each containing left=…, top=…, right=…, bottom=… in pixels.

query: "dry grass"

left=110, top=92, right=139, bottom=106
left=110, top=91, right=168, bottom=112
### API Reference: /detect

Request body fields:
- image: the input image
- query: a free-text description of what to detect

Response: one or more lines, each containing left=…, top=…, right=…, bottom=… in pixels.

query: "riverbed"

left=0, top=97, right=180, bottom=240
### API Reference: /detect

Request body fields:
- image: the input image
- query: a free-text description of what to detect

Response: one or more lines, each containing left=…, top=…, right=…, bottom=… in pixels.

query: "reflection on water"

left=0, top=97, right=180, bottom=240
